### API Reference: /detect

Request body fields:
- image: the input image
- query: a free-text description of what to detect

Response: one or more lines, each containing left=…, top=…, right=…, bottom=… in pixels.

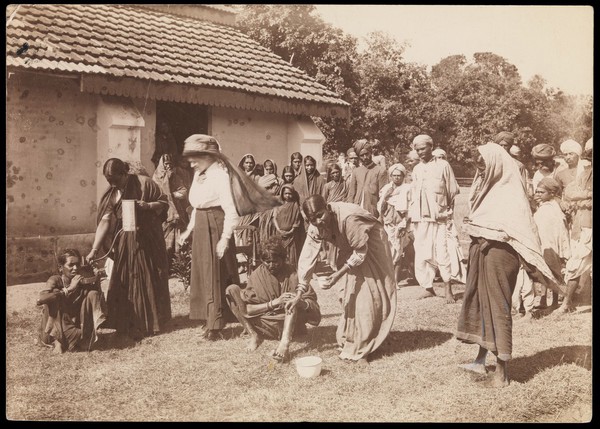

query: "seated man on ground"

left=37, top=248, right=114, bottom=353
left=226, top=236, right=321, bottom=362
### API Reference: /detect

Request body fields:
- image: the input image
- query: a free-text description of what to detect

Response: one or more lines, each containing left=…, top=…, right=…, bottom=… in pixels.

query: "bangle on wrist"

left=267, top=301, right=273, bottom=311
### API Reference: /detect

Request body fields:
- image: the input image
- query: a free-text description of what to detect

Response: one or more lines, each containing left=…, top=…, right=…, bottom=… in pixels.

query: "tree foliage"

left=235, top=5, right=593, bottom=176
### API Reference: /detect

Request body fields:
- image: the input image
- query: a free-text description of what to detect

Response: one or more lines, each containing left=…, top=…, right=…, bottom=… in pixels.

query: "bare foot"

left=357, top=357, right=369, bottom=367
left=458, top=362, right=487, bottom=375
left=53, top=340, right=64, bottom=354
left=445, top=284, right=456, bottom=304
left=417, top=288, right=436, bottom=300
left=271, top=344, right=290, bottom=363
left=558, top=303, right=576, bottom=314
left=246, top=334, right=261, bottom=352
left=478, top=373, right=510, bottom=388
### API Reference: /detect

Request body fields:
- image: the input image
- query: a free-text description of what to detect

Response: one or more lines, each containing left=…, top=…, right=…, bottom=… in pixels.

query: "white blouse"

left=187, top=162, right=239, bottom=241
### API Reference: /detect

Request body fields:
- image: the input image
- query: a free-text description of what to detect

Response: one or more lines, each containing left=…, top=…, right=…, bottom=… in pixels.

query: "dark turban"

left=531, top=143, right=557, bottom=160
left=353, top=139, right=371, bottom=156
left=494, top=131, right=515, bottom=146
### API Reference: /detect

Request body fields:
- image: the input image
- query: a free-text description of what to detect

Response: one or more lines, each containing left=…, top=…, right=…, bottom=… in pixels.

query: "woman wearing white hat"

left=179, top=135, right=280, bottom=341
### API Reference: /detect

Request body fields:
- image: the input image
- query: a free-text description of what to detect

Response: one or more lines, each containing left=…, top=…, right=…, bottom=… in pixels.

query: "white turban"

left=560, top=139, right=582, bottom=156
left=388, top=163, right=406, bottom=177
left=585, top=138, right=593, bottom=151
left=432, top=148, right=447, bottom=158
left=412, top=134, right=433, bottom=148
left=509, top=145, right=522, bottom=156
left=406, top=150, right=419, bottom=160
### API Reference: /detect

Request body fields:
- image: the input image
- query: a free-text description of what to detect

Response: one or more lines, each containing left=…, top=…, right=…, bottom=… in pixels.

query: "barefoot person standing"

left=457, top=142, right=564, bottom=387
left=409, top=134, right=460, bottom=303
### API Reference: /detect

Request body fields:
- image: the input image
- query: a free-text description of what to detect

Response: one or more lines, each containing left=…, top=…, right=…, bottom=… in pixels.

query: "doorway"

left=153, top=101, right=209, bottom=169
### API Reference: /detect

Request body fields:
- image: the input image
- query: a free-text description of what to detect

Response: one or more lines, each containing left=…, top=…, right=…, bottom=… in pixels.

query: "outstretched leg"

left=272, top=307, right=298, bottom=362
left=225, top=285, right=261, bottom=351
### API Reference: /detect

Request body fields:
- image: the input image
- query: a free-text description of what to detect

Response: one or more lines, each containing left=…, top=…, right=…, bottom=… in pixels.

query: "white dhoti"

left=412, top=221, right=451, bottom=289
left=564, top=227, right=592, bottom=282
left=447, top=221, right=467, bottom=284
left=511, top=265, right=535, bottom=313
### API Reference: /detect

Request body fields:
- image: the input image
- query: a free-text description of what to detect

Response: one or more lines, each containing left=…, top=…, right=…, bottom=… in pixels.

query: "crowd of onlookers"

left=35, top=130, right=591, bottom=386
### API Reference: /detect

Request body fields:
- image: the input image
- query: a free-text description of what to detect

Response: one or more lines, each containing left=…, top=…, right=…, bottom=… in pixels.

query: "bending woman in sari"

left=87, top=158, right=171, bottom=340
left=293, top=195, right=397, bottom=365
left=456, top=142, right=564, bottom=387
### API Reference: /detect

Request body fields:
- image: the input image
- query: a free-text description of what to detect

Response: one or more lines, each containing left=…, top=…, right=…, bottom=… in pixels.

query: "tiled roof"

left=6, top=4, right=349, bottom=110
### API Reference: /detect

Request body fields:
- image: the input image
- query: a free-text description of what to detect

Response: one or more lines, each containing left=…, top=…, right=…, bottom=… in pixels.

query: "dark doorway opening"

left=153, top=101, right=209, bottom=169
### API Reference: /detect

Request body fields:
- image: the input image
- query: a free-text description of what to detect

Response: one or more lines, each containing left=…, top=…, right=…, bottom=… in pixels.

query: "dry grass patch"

left=6, top=275, right=592, bottom=422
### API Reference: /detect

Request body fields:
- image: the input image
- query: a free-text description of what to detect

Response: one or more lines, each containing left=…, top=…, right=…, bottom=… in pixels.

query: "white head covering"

left=509, top=145, right=521, bottom=156
left=585, top=137, right=593, bottom=151
left=387, top=163, right=406, bottom=177
left=432, top=148, right=447, bottom=159
left=465, top=142, right=565, bottom=294
left=560, top=139, right=582, bottom=156
left=412, top=134, right=433, bottom=149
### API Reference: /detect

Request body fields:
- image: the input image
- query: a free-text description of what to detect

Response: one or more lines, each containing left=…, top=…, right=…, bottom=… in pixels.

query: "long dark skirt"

left=456, top=237, right=519, bottom=361
left=190, top=207, right=239, bottom=329
left=106, top=223, right=171, bottom=337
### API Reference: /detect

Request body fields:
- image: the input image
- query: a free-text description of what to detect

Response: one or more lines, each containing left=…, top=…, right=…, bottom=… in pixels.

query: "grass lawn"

left=6, top=190, right=592, bottom=422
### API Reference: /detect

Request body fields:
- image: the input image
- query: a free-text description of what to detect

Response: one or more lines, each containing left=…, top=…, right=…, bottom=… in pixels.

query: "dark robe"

left=97, top=174, right=171, bottom=337
left=240, top=263, right=320, bottom=339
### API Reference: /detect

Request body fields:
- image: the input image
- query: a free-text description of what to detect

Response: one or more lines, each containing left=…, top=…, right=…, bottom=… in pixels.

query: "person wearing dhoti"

left=456, top=142, right=565, bottom=387
left=531, top=178, right=571, bottom=311
left=346, top=139, right=388, bottom=217
left=560, top=138, right=592, bottom=313
left=296, top=195, right=397, bottom=365
left=409, top=134, right=460, bottom=303
left=377, top=163, right=412, bottom=287
left=555, top=139, right=582, bottom=197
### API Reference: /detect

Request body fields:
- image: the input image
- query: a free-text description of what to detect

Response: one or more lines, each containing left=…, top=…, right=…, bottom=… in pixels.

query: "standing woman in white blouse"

left=179, top=134, right=280, bottom=341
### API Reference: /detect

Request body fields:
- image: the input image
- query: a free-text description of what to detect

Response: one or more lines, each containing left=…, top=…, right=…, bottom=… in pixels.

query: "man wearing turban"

left=409, top=134, right=460, bottom=303
left=494, top=131, right=515, bottom=152
left=346, top=139, right=388, bottom=217
left=531, top=143, right=559, bottom=190
left=556, top=139, right=583, bottom=195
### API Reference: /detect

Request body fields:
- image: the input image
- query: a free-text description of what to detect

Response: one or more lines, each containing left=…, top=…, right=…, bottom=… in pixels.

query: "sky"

left=314, top=5, right=593, bottom=96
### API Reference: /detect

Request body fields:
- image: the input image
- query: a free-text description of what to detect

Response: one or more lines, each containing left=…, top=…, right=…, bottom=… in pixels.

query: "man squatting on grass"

left=225, top=236, right=321, bottom=362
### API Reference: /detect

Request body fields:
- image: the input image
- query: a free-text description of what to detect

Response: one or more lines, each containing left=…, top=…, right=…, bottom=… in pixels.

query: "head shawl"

left=560, top=139, right=582, bottom=156
left=531, top=144, right=557, bottom=160
left=494, top=131, right=515, bottom=146
left=184, top=135, right=279, bottom=216
left=432, top=148, right=447, bottom=159
left=388, top=163, right=406, bottom=177
left=537, top=177, right=562, bottom=196
left=466, top=142, right=564, bottom=294
left=412, top=134, right=433, bottom=148
left=263, top=159, right=278, bottom=176
left=238, top=153, right=257, bottom=173
left=353, top=139, right=371, bottom=156
left=509, top=145, right=521, bottom=156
